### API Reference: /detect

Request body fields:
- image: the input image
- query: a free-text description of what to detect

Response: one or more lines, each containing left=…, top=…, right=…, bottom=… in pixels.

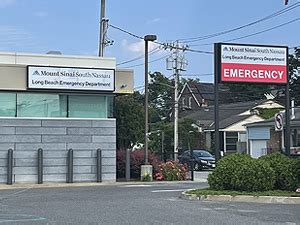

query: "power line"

left=122, top=54, right=169, bottom=69
left=116, top=47, right=161, bottom=66
left=191, top=18, right=300, bottom=47
left=178, top=2, right=299, bottom=43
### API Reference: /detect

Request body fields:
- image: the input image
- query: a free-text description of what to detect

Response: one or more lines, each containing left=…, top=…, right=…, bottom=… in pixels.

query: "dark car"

left=178, top=150, right=216, bottom=171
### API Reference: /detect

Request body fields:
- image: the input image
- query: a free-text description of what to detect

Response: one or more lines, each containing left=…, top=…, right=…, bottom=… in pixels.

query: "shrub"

left=154, top=161, right=188, bottom=181
left=208, top=154, right=275, bottom=192
left=259, top=153, right=299, bottom=191
left=116, top=149, right=161, bottom=179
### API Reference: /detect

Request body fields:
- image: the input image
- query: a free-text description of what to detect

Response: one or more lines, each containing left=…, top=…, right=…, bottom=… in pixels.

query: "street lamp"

left=144, top=34, right=157, bottom=164
left=141, top=34, right=157, bottom=181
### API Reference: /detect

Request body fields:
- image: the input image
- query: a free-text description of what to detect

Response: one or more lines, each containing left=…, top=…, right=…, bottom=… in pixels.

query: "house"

left=183, top=99, right=284, bottom=154
left=246, top=108, right=300, bottom=158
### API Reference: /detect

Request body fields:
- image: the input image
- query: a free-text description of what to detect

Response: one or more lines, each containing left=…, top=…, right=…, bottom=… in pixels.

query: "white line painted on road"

left=151, top=189, right=187, bottom=193
left=122, top=185, right=153, bottom=188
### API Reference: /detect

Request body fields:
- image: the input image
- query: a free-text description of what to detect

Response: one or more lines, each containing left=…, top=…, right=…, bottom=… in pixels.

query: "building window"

left=226, top=132, right=238, bottom=151
left=0, top=92, right=113, bottom=119
left=17, top=93, right=67, bottom=118
left=188, top=97, right=192, bottom=109
left=68, top=95, right=106, bottom=118
left=182, top=98, right=186, bottom=107
left=0, top=93, right=16, bottom=117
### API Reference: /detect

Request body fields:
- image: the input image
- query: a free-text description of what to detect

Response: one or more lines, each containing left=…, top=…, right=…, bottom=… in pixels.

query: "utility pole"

left=165, top=41, right=188, bottom=160
left=98, top=0, right=113, bottom=57
left=99, top=0, right=105, bottom=57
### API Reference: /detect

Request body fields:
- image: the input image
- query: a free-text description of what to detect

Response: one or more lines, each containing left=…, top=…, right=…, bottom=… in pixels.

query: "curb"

left=181, top=191, right=300, bottom=204
left=0, top=180, right=206, bottom=190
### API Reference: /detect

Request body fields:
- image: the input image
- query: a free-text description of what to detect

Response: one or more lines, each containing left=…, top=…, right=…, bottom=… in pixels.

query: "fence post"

left=97, top=149, right=102, bottom=182
left=38, top=148, right=43, bottom=184
left=7, top=149, right=13, bottom=185
left=67, top=149, right=73, bottom=183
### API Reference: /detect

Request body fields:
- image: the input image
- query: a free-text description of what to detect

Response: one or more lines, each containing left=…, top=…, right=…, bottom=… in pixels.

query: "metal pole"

left=285, top=82, right=290, bottom=156
left=67, top=149, right=73, bottom=183
left=38, top=148, right=43, bottom=184
left=214, top=43, right=221, bottom=162
left=99, top=0, right=105, bottom=56
left=97, top=149, right=102, bottom=182
left=188, top=136, right=194, bottom=181
left=125, top=148, right=130, bottom=181
left=144, top=39, right=149, bottom=164
left=161, top=131, right=165, bottom=162
left=174, top=41, right=179, bottom=161
left=7, top=149, right=13, bottom=185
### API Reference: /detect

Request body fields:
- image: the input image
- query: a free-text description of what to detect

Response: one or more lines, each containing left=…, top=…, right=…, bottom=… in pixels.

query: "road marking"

left=151, top=189, right=187, bottom=193
left=122, top=184, right=153, bottom=188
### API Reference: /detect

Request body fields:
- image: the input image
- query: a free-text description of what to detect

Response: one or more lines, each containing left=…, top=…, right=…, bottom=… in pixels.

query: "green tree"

left=115, top=93, right=144, bottom=149
left=289, top=47, right=300, bottom=105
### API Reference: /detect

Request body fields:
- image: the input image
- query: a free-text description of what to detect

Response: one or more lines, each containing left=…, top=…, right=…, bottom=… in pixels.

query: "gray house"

left=246, top=108, right=300, bottom=158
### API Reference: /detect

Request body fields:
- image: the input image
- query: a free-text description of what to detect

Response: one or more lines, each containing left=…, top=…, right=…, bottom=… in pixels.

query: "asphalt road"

left=0, top=181, right=299, bottom=225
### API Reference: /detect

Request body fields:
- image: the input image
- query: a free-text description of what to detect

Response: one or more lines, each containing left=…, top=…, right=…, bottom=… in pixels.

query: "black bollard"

left=67, top=149, right=73, bottom=183
left=7, top=149, right=13, bottom=185
left=97, top=149, right=102, bottom=183
left=38, top=148, right=43, bottom=184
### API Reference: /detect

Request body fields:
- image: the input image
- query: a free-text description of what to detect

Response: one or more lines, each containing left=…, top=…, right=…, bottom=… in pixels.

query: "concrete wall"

left=0, top=118, right=116, bottom=184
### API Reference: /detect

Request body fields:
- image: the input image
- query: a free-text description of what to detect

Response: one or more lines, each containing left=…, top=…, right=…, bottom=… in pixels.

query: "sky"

left=0, top=0, right=299, bottom=90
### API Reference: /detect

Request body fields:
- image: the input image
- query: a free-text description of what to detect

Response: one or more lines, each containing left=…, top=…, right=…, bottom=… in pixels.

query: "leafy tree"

left=115, top=93, right=144, bottom=149
left=289, top=47, right=300, bottom=105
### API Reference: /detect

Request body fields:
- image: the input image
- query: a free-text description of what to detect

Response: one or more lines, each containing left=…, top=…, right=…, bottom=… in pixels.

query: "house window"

left=182, top=98, right=186, bottom=107
left=226, top=132, right=238, bottom=151
left=188, top=97, right=192, bottom=109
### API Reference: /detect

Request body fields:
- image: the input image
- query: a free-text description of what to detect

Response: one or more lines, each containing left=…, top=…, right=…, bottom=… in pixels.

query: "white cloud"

left=122, top=39, right=158, bottom=54
left=34, top=11, right=48, bottom=18
left=0, top=0, right=15, bottom=8
left=147, top=18, right=161, bottom=25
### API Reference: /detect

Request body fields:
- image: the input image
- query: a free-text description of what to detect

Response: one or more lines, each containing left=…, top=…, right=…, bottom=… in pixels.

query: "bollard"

left=97, top=149, right=102, bottom=182
left=67, top=149, right=73, bottom=183
left=7, top=149, right=13, bottom=185
left=38, top=148, right=43, bottom=184
left=125, top=148, right=130, bottom=181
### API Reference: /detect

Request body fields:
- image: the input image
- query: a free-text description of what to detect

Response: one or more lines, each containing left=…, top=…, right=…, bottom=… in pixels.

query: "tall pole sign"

left=214, top=43, right=290, bottom=159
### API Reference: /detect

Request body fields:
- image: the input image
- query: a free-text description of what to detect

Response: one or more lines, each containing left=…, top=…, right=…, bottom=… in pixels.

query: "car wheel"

left=194, top=163, right=201, bottom=171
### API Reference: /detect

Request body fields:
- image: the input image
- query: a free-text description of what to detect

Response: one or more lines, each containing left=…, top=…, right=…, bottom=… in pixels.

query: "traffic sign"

left=275, top=112, right=283, bottom=131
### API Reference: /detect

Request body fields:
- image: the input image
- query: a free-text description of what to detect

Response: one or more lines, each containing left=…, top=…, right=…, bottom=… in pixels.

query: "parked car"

left=178, top=150, right=216, bottom=171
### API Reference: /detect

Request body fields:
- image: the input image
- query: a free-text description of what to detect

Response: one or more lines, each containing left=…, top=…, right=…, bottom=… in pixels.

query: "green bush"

left=208, top=154, right=275, bottom=192
left=259, top=153, right=299, bottom=191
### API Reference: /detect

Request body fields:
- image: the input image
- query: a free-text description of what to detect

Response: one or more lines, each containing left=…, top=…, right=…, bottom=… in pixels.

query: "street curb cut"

left=181, top=191, right=300, bottom=204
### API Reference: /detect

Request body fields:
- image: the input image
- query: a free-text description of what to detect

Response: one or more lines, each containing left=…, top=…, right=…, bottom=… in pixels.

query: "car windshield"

left=193, top=151, right=213, bottom=158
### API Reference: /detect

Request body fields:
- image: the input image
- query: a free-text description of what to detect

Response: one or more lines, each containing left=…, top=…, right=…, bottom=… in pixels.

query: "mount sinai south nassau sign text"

left=28, top=66, right=115, bottom=91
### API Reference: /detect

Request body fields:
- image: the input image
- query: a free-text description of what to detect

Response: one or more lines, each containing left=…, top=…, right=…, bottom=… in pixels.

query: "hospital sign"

left=218, top=43, right=288, bottom=84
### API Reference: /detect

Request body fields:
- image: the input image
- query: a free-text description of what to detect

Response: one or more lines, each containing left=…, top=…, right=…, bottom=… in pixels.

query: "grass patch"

left=187, top=188, right=300, bottom=197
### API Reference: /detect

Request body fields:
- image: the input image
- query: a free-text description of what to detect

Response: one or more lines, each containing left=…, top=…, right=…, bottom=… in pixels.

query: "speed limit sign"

left=275, top=112, right=283, bottom=131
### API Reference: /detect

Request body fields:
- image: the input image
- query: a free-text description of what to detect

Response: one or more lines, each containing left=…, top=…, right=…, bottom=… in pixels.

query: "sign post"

left=214, top=43, right=289, bottom=158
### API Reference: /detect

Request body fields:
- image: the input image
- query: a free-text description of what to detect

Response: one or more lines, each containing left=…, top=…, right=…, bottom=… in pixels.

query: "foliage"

left=116, top=149, right=161, bottom=179
left=289, top=47, right=300, bottom=105
left=256, top=108, right=283, bottom=119
left=115, top=93, right=144, bottom=149
left=142, top=172, right=152, bottom=182
left=259, top=153, right=299, bottom=191
left=208, top=154, right=275, bottom=192
left=154, top=161, right=188, bottom=181
left=187, top=188, right=300, bottom=197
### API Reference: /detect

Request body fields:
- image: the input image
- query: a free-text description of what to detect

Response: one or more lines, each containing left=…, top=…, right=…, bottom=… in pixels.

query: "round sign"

left=275, top=113, right=283, bottom=131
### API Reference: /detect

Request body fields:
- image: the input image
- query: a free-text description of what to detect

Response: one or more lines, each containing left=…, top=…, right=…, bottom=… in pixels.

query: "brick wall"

left=0, top=118, right=116, bottom=184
